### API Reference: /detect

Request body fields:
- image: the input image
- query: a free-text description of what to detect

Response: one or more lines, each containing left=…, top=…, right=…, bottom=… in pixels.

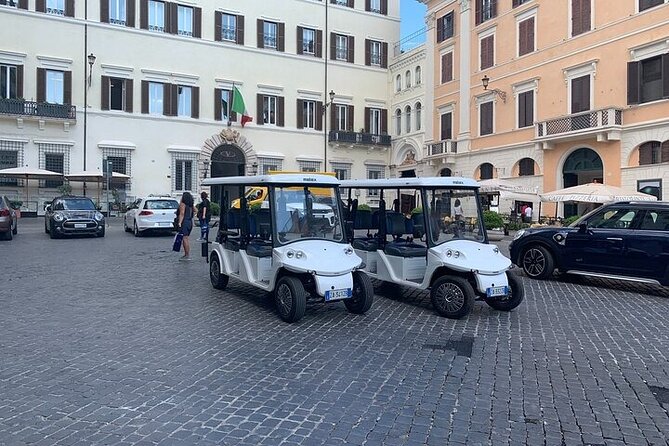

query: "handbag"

left=172, top=232, right=184, bottom=252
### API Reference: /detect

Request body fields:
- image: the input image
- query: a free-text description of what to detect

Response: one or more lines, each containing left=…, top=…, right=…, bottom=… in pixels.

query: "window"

left=370, top=41, right=382, bottom=66
left=109, top=0, right=126, bottom=25
left=638, top=179, right=662, bottom=201
left=587, top=207, right=638, bottom=229
left=395, top=75, right=401, bottom=92
left=366, top=167, right=384, bottom=196
left=109, top=77, right=127, bottom=111
left=148, top=0, right=164, bottom=32
left=46, top=0, right=65, bottom=15
left=518, top=158, right=535, bottom=176
left=480, top=34, right=494, bottom=69
left=518, top=17, right=535, bottom=56
left=221, top=13, right=236, bottom=41
left=518, top=90, right=534, bottom=128
left=639, top=209, right=669, bottom=230
left=480, top=101, right=493, bottom=136
left=405, top=70, right=411, bottom=88
left=263, top=95, right=277, bottom=125
left=370, top=108, right=382, bottom=134
left=331, top=162, right=351, bottom=181
left=639, top=0, right=665, bottom=11
left=476, top=0, right=497, bottom=25
left=215, top=88, right=236, bottom=122
left=571, top=74, right=591, bottom=114
left=512, top=0, right=532, bottom=6
left=441, top=52, right=453, bottom=83
left=46, top=70, right=64, bottom=104
left=415, top=67, right=422, bottom=85
left=302, top=100, right=316, bottom=129
left=335, top=104, right=348, bottom=131
left=175, top=159, right=193, bottom=191
left=335, top=34, right=348, bottom=61
left=148, top=82, right=163, bottom=115
left=571, top=0, right=591, bottom=37
left=404, top=105, right=411, bottom=133
left=101, top=147, right=132, bottom=192
left=628, top=54, right=669, bottom=105
left=437, top=11, right=454, bottom=42
left=415, top=103, right=422, bottom=131
left=39, top=144, right=69, bottom=188
left=264, top=21, right=277, bottom=48
left=177, top=5, right=193, bottom=36
left=440, top=112, right=452, bottom=140
left=0, top=65, right=17, bottom=99
left=302, top=28, right=316, bottom=54
left=298, top=160, right=321, bottom=172
left=395, top=109, right=401, bottom=135
left=0, top=143, right=21, bottom=187
left=44, top=153, right=64, bottom=188
left=257, top=157, right=282, bottom=175
left=479, top=163, right=493, bottom=180
left=177, top=85, right=191, bottom=117
left=369, top=0, right=382, bottom=13
left=639, top=141, right=669, bottom=165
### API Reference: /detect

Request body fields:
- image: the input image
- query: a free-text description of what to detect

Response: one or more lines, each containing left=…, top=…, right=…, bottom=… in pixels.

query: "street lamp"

left=322, top=89, right=335, bottom=170
left=481, top=75, right=507, bottom=102
left=200, top=159, right=210, bottom=180
left=87, top=53, right=96, bottom=86
left=83, top=52, right=96, bottom=196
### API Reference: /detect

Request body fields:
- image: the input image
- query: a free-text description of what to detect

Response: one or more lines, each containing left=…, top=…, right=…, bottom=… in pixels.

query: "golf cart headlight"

left=344, top=247, right=354, bottom=255
left=493, top=247, right=500, bottom=254
left=446, top=249, right=453, bottom=257
left=286, top=250, right=295, bottom=258
left=453, top=250, right=460, bottom=258
left=94, top=212, right=104, bottom=221
left=513, top=229, right=526, bottom=240
left=295, top=250, right=305, bottom=259
left=53, top=212, right=64, bottom=222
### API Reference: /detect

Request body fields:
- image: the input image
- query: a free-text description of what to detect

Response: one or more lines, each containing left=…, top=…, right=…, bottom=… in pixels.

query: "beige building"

left=0, top=0, right=399, bottom=213
left=420, top=0, right=669, bottom=217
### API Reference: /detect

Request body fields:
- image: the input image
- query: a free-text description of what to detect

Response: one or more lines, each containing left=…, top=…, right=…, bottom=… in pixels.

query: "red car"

left=0, top=195, right=18, bottom=241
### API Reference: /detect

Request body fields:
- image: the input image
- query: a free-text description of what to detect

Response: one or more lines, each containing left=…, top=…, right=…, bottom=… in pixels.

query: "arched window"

left=415, top=66, right=422, bottom=85
left=639, top=141, right=669, bottom=165
left=395, top=109, right=402, bottom=135
left=518, top=158, right=535, bottom=176
left=395, top=74, right=401, bottom=92
left=479, top=163, right=494, bottom=180
left=405, top=105, right=412, bottom=133
left=405, top=70, right=411, bottom=89
left=440, top=168, right=452, bottom=177
left=415, top=102, right=422, bottom=131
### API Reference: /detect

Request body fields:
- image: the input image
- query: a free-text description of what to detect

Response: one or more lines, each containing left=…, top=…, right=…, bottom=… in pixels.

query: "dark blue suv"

left=509, top=202, right=669, bottom=285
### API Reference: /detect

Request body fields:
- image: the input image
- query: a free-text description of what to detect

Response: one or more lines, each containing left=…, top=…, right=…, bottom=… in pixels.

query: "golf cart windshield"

left=426, top=188, right=485, bottom=245
left=273, top=185, right=344, bottom=245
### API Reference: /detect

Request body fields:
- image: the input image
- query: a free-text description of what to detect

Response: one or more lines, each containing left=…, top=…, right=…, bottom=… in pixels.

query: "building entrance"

left=210, top=144, right=245, bottom=204
left=562, top=148, right=603, bottom=217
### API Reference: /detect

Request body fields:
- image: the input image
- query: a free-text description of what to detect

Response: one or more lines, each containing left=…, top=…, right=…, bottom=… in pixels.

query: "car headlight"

left=513, top=229, right=526, bottom=240
left=94, top=212, right=104, bottom=221
left=53, top=212, right=64, bottom=222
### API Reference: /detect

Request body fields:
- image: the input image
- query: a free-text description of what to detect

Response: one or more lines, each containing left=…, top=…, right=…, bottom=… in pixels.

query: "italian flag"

left=231, top=86, right=253, bottom=127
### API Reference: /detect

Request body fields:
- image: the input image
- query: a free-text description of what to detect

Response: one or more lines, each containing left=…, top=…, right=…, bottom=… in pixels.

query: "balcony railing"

left=426, top=139, right=458, bottom=157
left=536, top=107, right=623, bottom=139
left=329, top=131, right=391, bottom=147
left=0, top=98, right=76, bottom=120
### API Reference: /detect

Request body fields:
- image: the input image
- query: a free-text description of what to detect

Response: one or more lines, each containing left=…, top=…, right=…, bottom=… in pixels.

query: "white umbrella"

left=478, top=178, right=538, bottom=194
left=541, top=183, right=657, bottom=203
left=0, top=167, right=63, bottom=212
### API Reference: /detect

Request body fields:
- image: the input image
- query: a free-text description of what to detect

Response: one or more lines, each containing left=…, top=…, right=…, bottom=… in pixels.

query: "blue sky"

left=400, top=0, right=427, bottom=44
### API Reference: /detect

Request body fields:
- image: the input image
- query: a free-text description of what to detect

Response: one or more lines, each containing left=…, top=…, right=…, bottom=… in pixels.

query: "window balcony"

left=328, top=131, right=391, bottom=147
left=424, top=139, right=457, bottom=165
left=534, top=107, right=622, bottom=150
left=0, top=98, right=76, bottom=120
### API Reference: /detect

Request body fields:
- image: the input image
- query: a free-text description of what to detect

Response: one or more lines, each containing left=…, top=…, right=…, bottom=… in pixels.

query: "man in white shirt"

left=524, top=205, right=533, bottom=223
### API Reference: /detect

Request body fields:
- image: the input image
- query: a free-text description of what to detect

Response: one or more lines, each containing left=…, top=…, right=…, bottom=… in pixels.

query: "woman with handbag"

left=176, top=191, right=197, bottom=261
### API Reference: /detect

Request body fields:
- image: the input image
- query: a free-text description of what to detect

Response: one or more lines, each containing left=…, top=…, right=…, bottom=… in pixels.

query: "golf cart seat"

left=351, top=209, right=379, bottom=251
left=384, top=212, right=426, bottom=258
left=246, top=239, right=272, bottom=257
left=249, top=209, right=271, bottom=239
left=223, top=208, right=242, bottom=251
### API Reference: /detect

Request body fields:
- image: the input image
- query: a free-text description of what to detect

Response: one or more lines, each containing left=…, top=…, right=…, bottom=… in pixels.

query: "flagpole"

left=228, top=83, right=234, bottom=127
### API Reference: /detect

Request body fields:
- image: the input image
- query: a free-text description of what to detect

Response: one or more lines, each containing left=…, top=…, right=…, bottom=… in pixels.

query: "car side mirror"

left=578, top=222, right=588, bottom=234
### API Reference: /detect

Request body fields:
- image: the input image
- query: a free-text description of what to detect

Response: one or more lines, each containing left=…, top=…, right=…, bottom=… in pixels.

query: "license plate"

left=325, top=288, right=352, bottom=301
left=74, top=223, right=87, bottom=229
left=159, top=222, right=172, bottom=227
left=486, top=286, right=509, bottom=297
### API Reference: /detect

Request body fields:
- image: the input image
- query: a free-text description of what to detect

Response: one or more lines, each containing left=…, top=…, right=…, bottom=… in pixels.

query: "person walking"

left=523, top=204, right=533, bottom=223
left=177, top=191, right=197, bottom=261
left=196, top=191, right=211, bottom=241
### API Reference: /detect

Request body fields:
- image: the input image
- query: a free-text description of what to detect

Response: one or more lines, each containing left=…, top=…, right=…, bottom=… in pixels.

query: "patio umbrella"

left=66, top=170, right=130, bottom=204
left=0, top=167, right=63, bottom=212
left=478, top=178, right=538, bottom=194
left=540, top=182, right=657, bottom=203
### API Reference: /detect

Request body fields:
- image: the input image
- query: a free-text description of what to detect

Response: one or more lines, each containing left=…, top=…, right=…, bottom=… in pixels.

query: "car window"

left=587, top=208, right=638, bottom=229
left=639, top=210, right=669, bottom=231
left=145, top=200, right=179, bottom=210
left=60, top=198, right=96, bottom=211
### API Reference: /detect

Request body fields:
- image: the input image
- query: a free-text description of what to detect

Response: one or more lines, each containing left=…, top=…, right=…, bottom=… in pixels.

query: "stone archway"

left=562, top=147, right=603, bottom=217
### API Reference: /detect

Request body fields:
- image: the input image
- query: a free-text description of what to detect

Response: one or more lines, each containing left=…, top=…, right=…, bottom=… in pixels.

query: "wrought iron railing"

left=328, top=131, right=391, bottom=146
left=0, top=98, right=76, bottom=120
left=221, top=27, right=235, bottom=41
left=393, top=27, right=427, bottom=57
left=426, top=140, right=457, bottom=157
left=536, top=107, right=623, bottom=138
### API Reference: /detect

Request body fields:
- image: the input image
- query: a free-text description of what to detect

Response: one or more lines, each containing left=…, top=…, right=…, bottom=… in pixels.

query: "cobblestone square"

left=1, top=219, right=668, bottom=445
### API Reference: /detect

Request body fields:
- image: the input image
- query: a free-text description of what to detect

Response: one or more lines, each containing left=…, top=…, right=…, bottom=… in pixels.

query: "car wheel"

left=123, top=217, right=131, bottom=233
left=430, top=275, right=475, bottom=319
left=274, top=276, right=307, bottom=323
left=521, top=245, right=555, bottom=280
left=344, top=271, right=374, bottom=314
left=485, top=272, right=524, bottom=312
left=97, top=226, right=105, bottom=238
left=49, top=223, right=59, bottom=239
left=12, top=220, right=17, bottom=235
left=209, top=254, right=229, bottom=290
left=133, top=222, right=141, bottom=237
left=3, top=228, right=12, bottom=240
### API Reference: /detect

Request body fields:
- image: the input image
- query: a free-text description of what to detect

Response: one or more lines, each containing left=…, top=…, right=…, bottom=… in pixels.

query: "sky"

left=400, top=0, right=427, bottom=46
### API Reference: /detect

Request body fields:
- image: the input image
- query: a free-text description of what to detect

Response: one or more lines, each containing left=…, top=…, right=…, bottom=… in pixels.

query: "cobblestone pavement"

left=1, top=219, right=668, bottom=446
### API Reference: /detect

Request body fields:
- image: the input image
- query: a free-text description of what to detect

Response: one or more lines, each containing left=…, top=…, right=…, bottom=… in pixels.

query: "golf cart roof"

left=340, top=177, right=480, bottom=189
left=202, top=174, right=341, bottom=187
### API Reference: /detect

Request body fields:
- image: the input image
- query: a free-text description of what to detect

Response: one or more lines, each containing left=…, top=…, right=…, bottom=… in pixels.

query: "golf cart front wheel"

left=275, top=276, right=307, bottom=323
left=344, top=271, right=374, bottom=314
left=485, top=272, right=524, bottom=312
left=209, top=254, right=229, bottom=290
left=430, top=275, right=475, bottom=319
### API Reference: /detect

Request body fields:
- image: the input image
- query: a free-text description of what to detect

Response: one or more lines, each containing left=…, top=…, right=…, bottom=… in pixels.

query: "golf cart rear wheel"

left=209, top=255, right=229, bottom=290
left=344, top=271, right=374, bottom=314
left=485, top=272, right=524, bottom=312
left=430, top=275, right=475, bottom=319
left=275, top=276, right=307, bottom=323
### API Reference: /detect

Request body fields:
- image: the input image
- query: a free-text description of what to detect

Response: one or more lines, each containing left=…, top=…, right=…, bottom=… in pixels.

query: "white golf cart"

left=340, top=177, right=523, bottom=319
left=201, top=174, right=374, bottom=323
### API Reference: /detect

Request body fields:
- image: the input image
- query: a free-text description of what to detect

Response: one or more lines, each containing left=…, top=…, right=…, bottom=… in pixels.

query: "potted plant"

left=483, top=210, right=505, bottom=241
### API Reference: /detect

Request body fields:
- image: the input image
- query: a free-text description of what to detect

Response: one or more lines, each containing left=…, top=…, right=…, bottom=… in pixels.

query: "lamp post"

left=481, top=75, right=506, bottom=102
left=323, top=0, right=329, bottom=169
left=83, top=52, right=95, bottom=196
left=322, top=89, right=335, bottom=170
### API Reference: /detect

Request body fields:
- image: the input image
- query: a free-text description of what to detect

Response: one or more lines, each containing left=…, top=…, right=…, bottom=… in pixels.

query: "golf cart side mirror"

left=45, top=205, right=52, bottom=212
left=578, top=222, right=588, bottom=234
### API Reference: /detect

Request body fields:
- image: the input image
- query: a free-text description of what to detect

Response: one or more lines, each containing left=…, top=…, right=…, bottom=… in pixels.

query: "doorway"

left=210, top=144, right=245, bottom=204
left=562, top=148, right=603, bottom=218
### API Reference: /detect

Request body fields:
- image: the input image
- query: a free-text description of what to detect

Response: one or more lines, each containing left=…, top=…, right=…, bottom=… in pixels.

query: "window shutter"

left=475, top=0, right=482, bottom=25
left=330, top=33, right=336, bottom=60
left=126, top=0, right=135, bottom=27
left=100, top=0, right=109, bottom=23
left=518, top=91, right=526, bottom=127
left=639, top=143, right=652, bottom=165
left=163, top=83, right=171, bottom=115
left=315, top=101, right=323, bottom=131
left=277, top=22, right=285, bottom=52
left=37, top=68, right=45, bottom=103
left=441, top=52, right=452, bottom=83
left=519, top=20, right=528, bottom=55
left=140, top=0, right=147, bottom=29
left=381, top=42, right=388, bottom=68
left=364, top=107, right=370, bottom=133
left=662, top=141, right=669, bottom=163
left=257, top=19, right=264, bottom=48
left=627, top=61, right=640, bottom=105
left=663, top=54, right=669, bottom=98
left=571, top=75, right=590, bottom=113
left=297, top=26, right=304, bottom=55
left=101, top=76, right=110, bottom=110
left=436, top=16, right=444, bottom=42
left=63, top=71, right=72, bottom=104
left=527, top=17, right=535, bottom=53
left=315, top=29, right=322, bottom=58
left=236, top=15, right=244, bottom=44
left=125, top=79, right=133, bottom=113
left=171, top=84, right=178, bottom=116
left=381, top=109, right=388, bottom=134
left=347, top=105, right=354, bottom=131
left=581, top=0, right=590, bottom=34
left=481, top=102, right=493, bottom=135
left=35, top=0, right=45, bottom=11
left=380, top=0, right=387, bottom=15
left=296, top=99, right=304, bottom=129
left=214, top=12, right=222, bottom=41
left=214, top=89, right=222, bottom=121
left=18, top=0, right=28, bottom=8
left=441, top=113, right=452, bottom=140
left=16, top=65, right=23, bottom=98
left=347, top=35, right=355, bottom=63
left=193, top=7, right=201, bottom=38
left=525, top=91, right=533, bottom=127
left=347, top=0, right=353, bottom=7
left=277, top=96, right=284, bottom=127
left=65, top=0, right=74, bottom=17
left=491, top=0, right=497, bottom=17
left=141, top=80, right=148, bottom=114
left=168, top=3, right=177, bottom=34
left=364, top=39, right=371, bottom=66
left=191, top=86, right=199, bottom=119
left=365, top=0, right=370, bottom=12
left=512, top=0, right=519, bottom=6
left=256, top=94, right=264, bottom=125
left=330, top=104, right=337, bottom=131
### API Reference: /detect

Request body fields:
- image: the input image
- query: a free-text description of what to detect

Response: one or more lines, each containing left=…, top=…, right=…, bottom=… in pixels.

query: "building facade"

left=420, top=0, right=669, bottom=217
left=0, top=0, right=399, bottom=213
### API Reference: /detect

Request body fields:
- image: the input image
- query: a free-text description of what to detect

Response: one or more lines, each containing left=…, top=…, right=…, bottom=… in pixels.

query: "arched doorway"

left=562, top=147, right=603, bottom=217
left=210, top=144, right=245, bottom=203
left=439, top=168, right=452, bottom=177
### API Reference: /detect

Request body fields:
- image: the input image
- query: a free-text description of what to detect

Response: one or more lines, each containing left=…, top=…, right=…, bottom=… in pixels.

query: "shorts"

left=181, top=219, right=193, bottom=236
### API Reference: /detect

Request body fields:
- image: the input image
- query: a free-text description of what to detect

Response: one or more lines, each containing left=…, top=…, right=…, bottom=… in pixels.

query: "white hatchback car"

left=124, top=196, right=179, bottom=236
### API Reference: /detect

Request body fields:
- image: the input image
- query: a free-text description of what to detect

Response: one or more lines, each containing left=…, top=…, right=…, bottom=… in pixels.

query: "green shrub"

left=506, top=221, right=530, bottom=231
left=210, top=202, right=221, bottom=216
left=562, top=215, right=580, bottom=227
left=483, top=210, right=505, bottom=230
left=410, top=207, right=423, bottom=215
left=358, top=203, right=371, bottom=211
left=9, top=200, right=22, bottom=209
